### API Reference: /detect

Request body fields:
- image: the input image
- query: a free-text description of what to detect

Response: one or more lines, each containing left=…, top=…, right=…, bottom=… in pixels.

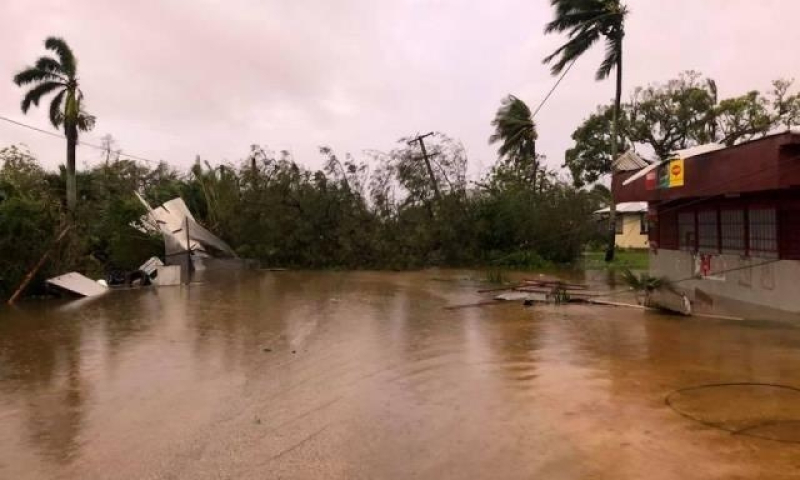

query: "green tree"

left=565, top=72, right=798, bottom=185
left=544, top=0, right=628, bottom=262
left=564, top=105, right=625, bottom=187
left=489, top=95, right=540, bottom=190
left=13, top=37, right=95, bottom=211
left=771, top=79, right=800, bottom=131
left=627, top=71, right=717, bottom=158
left=713, top=91, right=773, bottom=146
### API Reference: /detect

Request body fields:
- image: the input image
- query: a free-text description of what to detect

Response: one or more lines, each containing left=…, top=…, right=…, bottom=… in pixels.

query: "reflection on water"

left=0, top=270, right=799, bottom=479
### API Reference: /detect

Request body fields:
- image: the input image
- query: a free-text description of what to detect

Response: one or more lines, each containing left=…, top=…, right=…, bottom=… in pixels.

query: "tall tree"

left=564, top=72, right=799, bottom=186
left=489, top=95, right=540, bottom=190
left=564, top=105, right=623, bottom=187
left=544, top=0, right=628, bottom=262
left=13, top=37, right=94, bottom=211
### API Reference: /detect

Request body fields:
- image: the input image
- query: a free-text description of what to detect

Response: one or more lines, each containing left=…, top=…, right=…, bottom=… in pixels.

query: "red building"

left=613, top=132, right=800, bottom=319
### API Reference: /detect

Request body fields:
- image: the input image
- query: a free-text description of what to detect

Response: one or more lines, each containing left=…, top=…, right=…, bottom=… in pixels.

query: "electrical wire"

left=665, top=383, right=800, bottom=444
left=0, top=114, right=162, bottom=165
left=2, top=110, right=797, bottom=283
left=532, top=59, right=577, bottom=119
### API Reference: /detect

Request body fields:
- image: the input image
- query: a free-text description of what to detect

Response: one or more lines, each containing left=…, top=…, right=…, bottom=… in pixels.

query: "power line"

left=0, top=114, right=162, bottom=165
left=532, top=59, right=577, bottom=119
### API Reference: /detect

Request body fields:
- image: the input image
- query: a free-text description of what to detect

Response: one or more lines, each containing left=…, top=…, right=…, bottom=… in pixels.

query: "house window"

left=639, top=213, right=649, bottom=234
left=748, top=207, right=778, bottom=258
left=697, top=210, right=719, bottom=253
left=720, top=209, right=745, bottom=255
left=678, top=211, right=696, bottom=251
left=615, top=216, right=623, bottom=235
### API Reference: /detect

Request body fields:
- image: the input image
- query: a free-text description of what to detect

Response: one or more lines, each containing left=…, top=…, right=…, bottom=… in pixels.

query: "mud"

left=1, top=270, right=799, bottom=479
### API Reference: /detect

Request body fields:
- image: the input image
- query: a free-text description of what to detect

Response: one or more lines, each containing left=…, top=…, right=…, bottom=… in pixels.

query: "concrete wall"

left=616, top=214, right=648, bottom=249
left=650, top=249, right=800, bottom=319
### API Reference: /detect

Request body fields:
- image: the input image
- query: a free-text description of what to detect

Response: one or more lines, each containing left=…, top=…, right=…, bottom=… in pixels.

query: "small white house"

left=595, top=202, right=649, bottom=249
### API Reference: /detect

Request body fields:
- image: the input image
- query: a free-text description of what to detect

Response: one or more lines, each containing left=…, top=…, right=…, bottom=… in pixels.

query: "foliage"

left=627, top=71, right=718, bottom=158
left=0, top=136, right=606, bottom=299
left=13, top=36, right=94, bottom=210
left=544, top=0, right=629, bottom=262
left=485, top=268, right=508, bottom=285
left=565, top=105, right=626, bottom=187
left=565, top=72, right=800, bottom=185
left=619, top=267, right=672, bottom=293
left=489, top=95, right=540, bottom=189
left=543, top=0, right=628, bottom=81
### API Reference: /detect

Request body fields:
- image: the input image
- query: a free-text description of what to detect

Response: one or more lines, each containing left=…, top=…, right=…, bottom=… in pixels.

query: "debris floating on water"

left=46, top=272, right=108, bottom=297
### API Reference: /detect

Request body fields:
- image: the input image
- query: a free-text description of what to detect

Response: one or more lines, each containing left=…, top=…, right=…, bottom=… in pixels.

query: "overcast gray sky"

left=2, top=0, right=799, bottom=180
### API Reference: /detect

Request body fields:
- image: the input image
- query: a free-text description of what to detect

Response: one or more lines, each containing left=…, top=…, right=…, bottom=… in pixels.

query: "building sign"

left=669, top=158, right=684, bottom=187
left=645, top=170, right=657, bottom=190
left=646, top=158, right=685, bottom=191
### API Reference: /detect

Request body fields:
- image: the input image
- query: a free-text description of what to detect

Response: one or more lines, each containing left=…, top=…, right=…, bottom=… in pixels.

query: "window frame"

left=747, top=204, right=779, bottom=259
left=615, top=216, right=624, bottom=235
left=696, top=208, right=720, bottom=254
left=677, top=210, right=697, bottom=252
left=719, top=206, right=746, bottom=256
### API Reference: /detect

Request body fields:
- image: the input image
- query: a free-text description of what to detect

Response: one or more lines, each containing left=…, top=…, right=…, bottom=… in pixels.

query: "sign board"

left=669, top=158, right=684, bottom=187
left=646, top=158, right=685, bottom=191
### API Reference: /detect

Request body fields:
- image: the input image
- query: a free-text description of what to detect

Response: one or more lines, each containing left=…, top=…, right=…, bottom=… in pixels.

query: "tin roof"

left=594, top=202, right=648, bottom=214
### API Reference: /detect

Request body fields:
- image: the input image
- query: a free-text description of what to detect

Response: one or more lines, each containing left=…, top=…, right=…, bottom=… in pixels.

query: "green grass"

left=583, top=249, right=649, bottom=271
left=485, top=268, right=509, bottom=285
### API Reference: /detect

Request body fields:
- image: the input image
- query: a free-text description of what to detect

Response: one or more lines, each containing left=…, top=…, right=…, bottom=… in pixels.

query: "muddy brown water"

left=1, top=270, right=799, bottom=479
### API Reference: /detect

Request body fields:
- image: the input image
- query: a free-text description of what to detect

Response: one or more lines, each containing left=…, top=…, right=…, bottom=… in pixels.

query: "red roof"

left=613, top=132, right=800, bottom=203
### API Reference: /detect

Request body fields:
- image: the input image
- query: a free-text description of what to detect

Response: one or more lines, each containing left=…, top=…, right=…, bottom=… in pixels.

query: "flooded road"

left=1, top=270, right=799, bottom=479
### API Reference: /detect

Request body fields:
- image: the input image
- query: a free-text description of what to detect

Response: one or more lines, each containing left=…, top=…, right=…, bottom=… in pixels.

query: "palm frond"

left=545, top=8, right=610, bottom=34
left=49, top=89, right=66, bottom=128
left=489, top=95, right=537, bottom=161
left=544, top=0, right=627, bottom=76
left=76, top=111, right=96, bottom=132
left=620, top=268, right=673, bottom=293
left=34, top=56, right=66, bottom=78
left=44, top=37, right=76, bottom=77
left=596, top=36, right=621, bottom=80
left=13, top=67, right=63, bottom=86
left=20, top=81, right=63, bottom=113
left=543, top=26, right=600, bottom=74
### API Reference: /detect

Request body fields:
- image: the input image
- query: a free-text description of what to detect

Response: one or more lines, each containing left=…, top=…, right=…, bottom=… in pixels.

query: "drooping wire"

left=0, top=114, right=161, bottom=165
left=532, top=59, right=578, bottom=119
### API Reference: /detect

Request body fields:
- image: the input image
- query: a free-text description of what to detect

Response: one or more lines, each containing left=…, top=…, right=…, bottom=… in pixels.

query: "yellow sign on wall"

left=668, top=158, right=684, bottom=187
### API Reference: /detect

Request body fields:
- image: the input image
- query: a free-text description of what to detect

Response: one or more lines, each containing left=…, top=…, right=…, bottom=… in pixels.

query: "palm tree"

left=489, top=95, right=539, bottom=189
left=13, top=37, right=95, bottom=211
left=544, top=0, right=628, bottom=262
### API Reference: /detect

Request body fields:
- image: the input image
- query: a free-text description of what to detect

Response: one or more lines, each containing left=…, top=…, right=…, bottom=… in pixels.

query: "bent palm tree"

left=14, top=37, right=95, bottom=211
left=544, top=0, right=628, bottom=262
left=489, top=95, right=539, bottom=188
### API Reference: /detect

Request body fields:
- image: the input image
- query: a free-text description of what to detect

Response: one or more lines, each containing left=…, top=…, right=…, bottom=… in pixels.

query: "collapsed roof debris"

left=46, top=272, right=108, bottom=297
left=134, top=192, right=237, bottom=261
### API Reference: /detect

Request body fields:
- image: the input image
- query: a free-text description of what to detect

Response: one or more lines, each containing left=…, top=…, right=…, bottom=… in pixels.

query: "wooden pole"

left=7, top=225, right=71, bottom=305
left=184, top=217, right=192, bottom=284
left=408, top=132, right=442, bottom=202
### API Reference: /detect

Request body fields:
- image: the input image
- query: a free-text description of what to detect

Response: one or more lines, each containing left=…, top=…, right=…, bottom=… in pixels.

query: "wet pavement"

left=1, top=270, right=799, bottom=479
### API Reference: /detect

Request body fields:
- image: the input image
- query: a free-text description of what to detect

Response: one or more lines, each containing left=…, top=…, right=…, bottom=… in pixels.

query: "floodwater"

left=1, top=270, right=799, bottom=479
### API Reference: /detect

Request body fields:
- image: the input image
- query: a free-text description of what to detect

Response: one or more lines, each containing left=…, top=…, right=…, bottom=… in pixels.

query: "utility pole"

left=184, top=217, right=193, bottom=285
left=408, top=132, right=442, bottom=202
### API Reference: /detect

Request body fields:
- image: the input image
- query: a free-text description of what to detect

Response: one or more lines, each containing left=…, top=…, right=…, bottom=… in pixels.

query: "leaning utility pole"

left=408, top=132, right=442, bottom=202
